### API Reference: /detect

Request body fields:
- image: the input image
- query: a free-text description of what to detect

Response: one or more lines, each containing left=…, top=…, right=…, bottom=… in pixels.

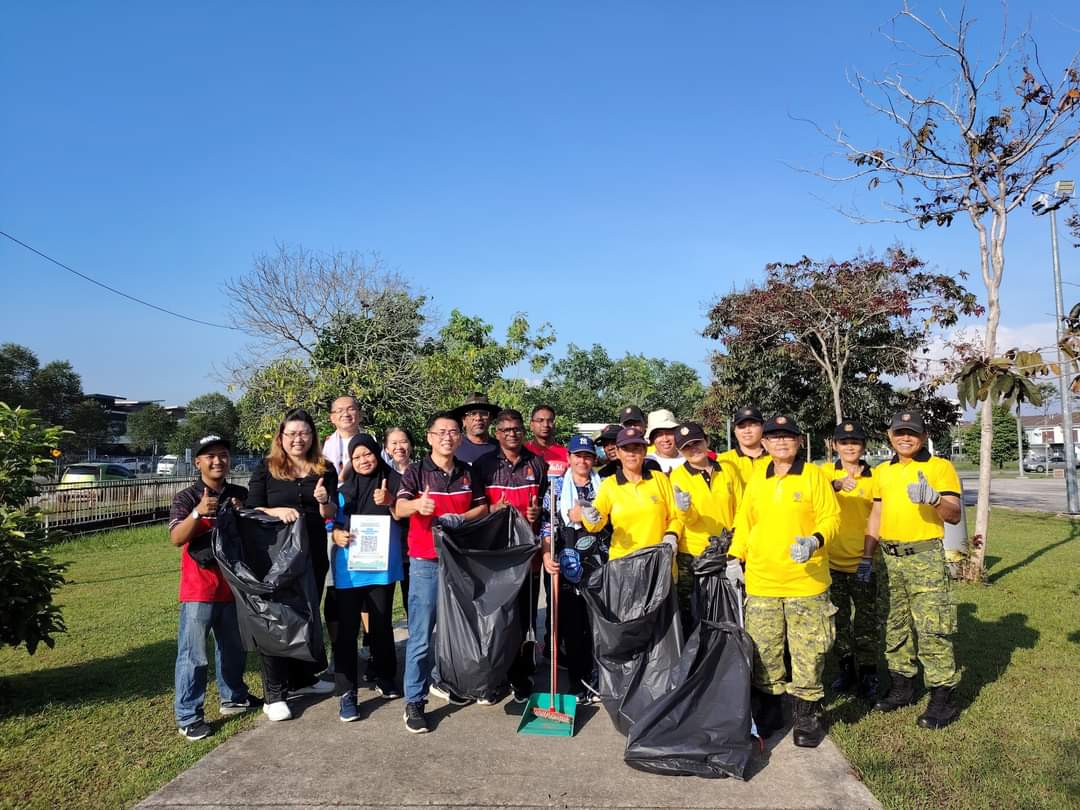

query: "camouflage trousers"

left=829, top=568, right=880, bottom=667
left=745, top=591, right=836, bottom=701
left=879, top=540, right=958, bottom=688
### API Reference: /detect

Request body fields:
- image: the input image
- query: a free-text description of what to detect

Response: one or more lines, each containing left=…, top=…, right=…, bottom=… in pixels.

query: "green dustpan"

left=516, top=691, right=577, bottom=736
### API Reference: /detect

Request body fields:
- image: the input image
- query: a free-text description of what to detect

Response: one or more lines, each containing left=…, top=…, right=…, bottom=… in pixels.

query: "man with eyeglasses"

left=474, top=409, right=547, bottom=703
left=396, top=411, right=489, bottom=733
left=322, top=395, right=365, bottom=476
left=452, top=393, right=501, bottom=465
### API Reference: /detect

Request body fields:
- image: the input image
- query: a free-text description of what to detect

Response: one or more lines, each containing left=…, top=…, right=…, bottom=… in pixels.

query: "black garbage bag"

left=434, top=508, right=540, bottom=701
left=691, top=530, right=742, bottom=626
left=212, top=504, right=325, bottom=663
left=581, top=544, right=683, bottom=735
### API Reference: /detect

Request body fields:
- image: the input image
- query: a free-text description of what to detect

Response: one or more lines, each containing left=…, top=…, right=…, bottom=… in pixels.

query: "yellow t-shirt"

left=669, top=460, right=742, bottom=556
left=871, top=450, right=962, bottom=542
left=820, top=460, right=874, bottom=573
left=717, top=446, right=769, bottom=489
left=583, top=468, right=681, bottom=561
left=731, top=459, right=840, bottom=598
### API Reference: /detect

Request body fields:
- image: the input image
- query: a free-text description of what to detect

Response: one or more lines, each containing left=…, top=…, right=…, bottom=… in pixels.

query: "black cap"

left=619, top=405, right=645, bottom=425
left=833, top=420, right=867, bottom=441
left=733, top=406, right=764, bottom=426
left=597, top=423, right=621, bottom=444
left=762, top=414, right=802, bottom=436
left=889, top=410, right=926, bottom=433
left=193, top=433, right=231, bottom=457
left=675, top=422, right=707, bottom=449
left=615, top=426, right=648, bottom=447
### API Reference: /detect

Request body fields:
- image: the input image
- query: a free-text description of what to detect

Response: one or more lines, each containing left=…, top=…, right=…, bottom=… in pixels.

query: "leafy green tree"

left=0, top=344, right=84, bottom=428
left=170, top=393, right=240, bottom=454
left=0, top=404, right=67, bottom=654
left=126, top=404, right=177, bottom=453
left=961, top=405, right=1020, bottom=469
left=61, top=399, right=111, bottom=455
left=0, top=343, right=39, bottom=406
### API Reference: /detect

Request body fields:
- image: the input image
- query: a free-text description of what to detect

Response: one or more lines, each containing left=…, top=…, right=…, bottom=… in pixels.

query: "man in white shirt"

left=322, top=396, right=364, bottom=476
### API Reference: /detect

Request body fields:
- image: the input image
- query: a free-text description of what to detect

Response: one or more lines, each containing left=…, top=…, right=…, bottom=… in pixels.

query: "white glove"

left=662, top=532, right=678, bottom=552
left=725, top=558, right=744, bottom=587
left=578, top=498, right=601, bottom=525
left=673, top=485, right=691, bottom=513
left=907, top=471, right=941, bottom=506
left=790, top=535, right=820, bottom=564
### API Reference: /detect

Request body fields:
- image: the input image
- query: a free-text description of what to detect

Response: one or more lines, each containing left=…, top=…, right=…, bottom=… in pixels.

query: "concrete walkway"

left=140, top=626, right=880, bottom=810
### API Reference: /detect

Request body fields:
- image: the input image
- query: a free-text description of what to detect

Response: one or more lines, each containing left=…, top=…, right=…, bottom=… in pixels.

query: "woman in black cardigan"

left=246, top=408, right=337, bottom=721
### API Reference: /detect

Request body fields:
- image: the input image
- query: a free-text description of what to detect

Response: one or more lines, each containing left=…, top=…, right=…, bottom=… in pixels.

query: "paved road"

left=960, top=474, right=1076, bottom=514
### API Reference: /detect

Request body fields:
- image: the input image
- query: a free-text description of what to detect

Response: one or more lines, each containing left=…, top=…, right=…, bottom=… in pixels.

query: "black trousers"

left=558, top=583, right=594, bottom=693
left=333, top=584, right=397, bottom=694
left=508, top=570, right=540, bottom=690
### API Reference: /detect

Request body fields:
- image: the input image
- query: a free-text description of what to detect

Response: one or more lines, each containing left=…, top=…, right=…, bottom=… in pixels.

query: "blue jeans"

left=174, top=600, right=251, bottom=726
left=403, top=557, right=439, bottom=704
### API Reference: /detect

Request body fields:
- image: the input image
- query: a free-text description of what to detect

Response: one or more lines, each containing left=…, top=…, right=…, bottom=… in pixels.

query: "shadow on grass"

left=0, top=639, right=175, bottom=719
left=987, top=521, right=1080, bottom=584
left=954, top=604, right=1039, bottom=707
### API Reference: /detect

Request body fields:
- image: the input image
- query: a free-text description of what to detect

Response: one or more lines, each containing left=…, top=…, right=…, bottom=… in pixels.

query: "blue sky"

left=3, top=1, right=1078, bottom=406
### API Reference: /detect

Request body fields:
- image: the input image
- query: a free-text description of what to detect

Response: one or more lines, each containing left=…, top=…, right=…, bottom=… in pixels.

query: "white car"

left=156, top=455, right=180, bottom=476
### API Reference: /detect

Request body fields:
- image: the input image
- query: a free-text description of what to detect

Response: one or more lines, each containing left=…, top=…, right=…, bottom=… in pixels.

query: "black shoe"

left=219, top=695, right=262, bottom=716
left=857, top=666, right=879, bottom=701
left=403, top=701, right=429, bottom=733
left=874, top=672, right=917, bottom=712
left=751, top=689, right=785, bottom=739
left=830, top=656, right=857, bottom=693
left=917, top=686, right=960, bottom=730
left=375, top=679, right=402, bottom=700
left=792, top=698, right=826, bottom=748
left=178, top=719, right=212, bottom=741
left=510, top=679, right=534, bottom=704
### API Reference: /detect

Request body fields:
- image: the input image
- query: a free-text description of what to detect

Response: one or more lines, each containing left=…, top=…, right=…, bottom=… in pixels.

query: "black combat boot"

left=873, top=672, right=917, bottom=712
left=830, top=656, right=857, bottom=692
left=917, top=686, right=960, bottom=730
left=856, top=666, right=879, bottom=701
left=791, top=698, right=826, bottom=748
left=751, top=689, right=786, bottom=739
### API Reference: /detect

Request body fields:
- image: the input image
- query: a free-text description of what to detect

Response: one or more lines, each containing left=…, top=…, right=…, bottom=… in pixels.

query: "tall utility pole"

left=1033, top=180, right=1079, bottom=514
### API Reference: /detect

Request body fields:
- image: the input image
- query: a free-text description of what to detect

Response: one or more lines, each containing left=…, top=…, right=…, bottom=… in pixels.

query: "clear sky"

left=2, top=1, right=1078, bottom=406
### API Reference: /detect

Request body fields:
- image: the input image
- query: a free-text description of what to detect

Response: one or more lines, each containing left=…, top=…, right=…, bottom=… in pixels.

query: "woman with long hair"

left=330, top=433, right=405, bottom=721
left=246, top=408, right=338, bottom=721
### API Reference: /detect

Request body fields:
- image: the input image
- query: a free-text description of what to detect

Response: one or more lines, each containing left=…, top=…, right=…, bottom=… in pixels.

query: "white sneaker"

left=293, top=679, right=335, bottom=696
left=262, top=701, right=292, bottom=722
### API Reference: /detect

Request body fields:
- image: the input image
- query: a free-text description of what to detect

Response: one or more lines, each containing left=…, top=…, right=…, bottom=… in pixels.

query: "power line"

left=0, top=229, right=240, bottom=330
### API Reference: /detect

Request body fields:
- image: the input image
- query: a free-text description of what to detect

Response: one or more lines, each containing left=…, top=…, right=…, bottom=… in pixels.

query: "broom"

left=531, top=568, right=573, bottom=724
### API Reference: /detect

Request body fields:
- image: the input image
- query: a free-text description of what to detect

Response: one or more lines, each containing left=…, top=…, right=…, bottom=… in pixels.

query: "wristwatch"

left=191, top=509, right=201, bottom=520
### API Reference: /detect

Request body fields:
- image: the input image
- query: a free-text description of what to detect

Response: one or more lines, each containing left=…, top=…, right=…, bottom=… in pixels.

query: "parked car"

left=58, top=463, right=136, bottom=505
left=118, top=457, right=140, bottom=473
left=1022, top=455, right=1080, bottom=473
left=156, top=455, right=180, bottom=476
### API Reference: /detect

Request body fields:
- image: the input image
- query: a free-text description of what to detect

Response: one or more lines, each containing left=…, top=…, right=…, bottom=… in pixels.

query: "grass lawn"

left=0, top=525, right=403, bottom=809
left=1, top=514, right=1077, bottom=808
left=828, top=510, right=1080, bottom=810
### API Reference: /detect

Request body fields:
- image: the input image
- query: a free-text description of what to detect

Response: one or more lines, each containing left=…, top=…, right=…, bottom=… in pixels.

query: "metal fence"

left=33, top=475, right=252, bottom=535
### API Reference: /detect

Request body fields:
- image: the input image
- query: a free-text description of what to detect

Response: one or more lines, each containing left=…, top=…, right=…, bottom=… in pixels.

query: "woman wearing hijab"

left=330, top=433, right=405, bottom=722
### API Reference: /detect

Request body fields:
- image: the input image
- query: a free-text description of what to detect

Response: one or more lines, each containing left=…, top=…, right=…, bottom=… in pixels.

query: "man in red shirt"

left=169, top=435, right=259, bottom=740
left=525, top=404, right=569, bottom=479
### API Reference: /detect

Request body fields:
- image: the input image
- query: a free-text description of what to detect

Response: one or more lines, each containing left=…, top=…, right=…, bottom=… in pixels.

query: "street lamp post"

left=1033, top=180, right=1079, bottom=514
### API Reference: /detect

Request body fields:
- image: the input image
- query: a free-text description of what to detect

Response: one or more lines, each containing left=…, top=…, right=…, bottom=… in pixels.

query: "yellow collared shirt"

left=820, top=460, right=874, bottom=573
left=731, top=458, right=839, bottom=598
left=871, top=449, right=962, bottom=542
left=583, top=468, right=681, bottom=561
left=669, top=460, right=742, bottom=556
left=717, top=446, right=770, bottom=490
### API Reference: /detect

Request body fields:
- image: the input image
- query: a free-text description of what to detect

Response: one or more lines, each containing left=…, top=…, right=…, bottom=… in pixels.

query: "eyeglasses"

left=332, top=406, right=359, bottom=415
left=497, top=426, right=524, bottom=434
left=283, top=430, right=312, bottom=440
left=429, top=429, right=461, bottom=439
left=464, top=410, right=490, bottom=418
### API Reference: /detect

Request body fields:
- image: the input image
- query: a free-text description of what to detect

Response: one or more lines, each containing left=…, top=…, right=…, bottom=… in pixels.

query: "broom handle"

left=550, top=569, right=559, bottom=700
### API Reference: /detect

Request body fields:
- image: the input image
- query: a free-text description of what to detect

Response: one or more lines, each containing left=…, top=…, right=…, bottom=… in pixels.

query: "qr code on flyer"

left=358, top=529, right=379, bottom=553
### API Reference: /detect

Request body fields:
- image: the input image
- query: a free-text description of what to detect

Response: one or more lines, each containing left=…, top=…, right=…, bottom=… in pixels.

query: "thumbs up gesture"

left=314, top=476, right=329, bottom=505
left=906, top=470, right=941, bottom=506
left=373, top=477, right=390, bottom=506
left=526, top=492, right=540, bottom=523
left=417, top=486, right=436, bottom=516
left=673, top=485, right=691, bottom=513
left=493, top=492, right=510, bottom=512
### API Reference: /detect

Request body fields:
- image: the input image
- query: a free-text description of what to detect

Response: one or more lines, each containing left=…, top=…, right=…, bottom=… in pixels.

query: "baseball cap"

left=675, top=422, right=707, bottom=449
left=619, top=405, right=646, bottom=425
left=733, top=406, right=764, bottom=426
left=889, top=410, right=926, bottom=433
left=762, top=414, right=802, bottom=436
left=615, top=426, right=648, bottom=447
left=193, top=434, right=231, bottom=457
left=567, top=435, right=597, bottom=455
left=596, top=424, right=621, bottom=444
left=833, top=420, right=868, bottom=441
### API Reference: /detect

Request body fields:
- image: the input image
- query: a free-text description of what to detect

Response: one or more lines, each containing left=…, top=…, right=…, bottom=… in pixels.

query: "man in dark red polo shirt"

left=169, top=434, right=259, bottom=740
left=396, top=411, right=488, bottom=733
left=525, top=404, right=569, bottom=479
left=475, top=409, right=547, bottom=702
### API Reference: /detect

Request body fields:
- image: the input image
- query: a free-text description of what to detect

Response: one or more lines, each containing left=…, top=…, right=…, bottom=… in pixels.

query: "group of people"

left=169, top=392, right=964, bottom=752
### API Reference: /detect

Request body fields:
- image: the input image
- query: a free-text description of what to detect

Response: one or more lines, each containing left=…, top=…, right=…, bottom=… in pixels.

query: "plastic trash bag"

left=434, top=508, right=540, bottom=701
left=581, top=543, right=683, bottom=735
left=212, top=504, right=325, bottom=663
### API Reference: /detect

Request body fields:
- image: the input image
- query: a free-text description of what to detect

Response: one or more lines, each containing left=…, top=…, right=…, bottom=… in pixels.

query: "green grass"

left=0, top=525, right=403, bottom=809
left=828, top=510, right=1080, bottom=810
